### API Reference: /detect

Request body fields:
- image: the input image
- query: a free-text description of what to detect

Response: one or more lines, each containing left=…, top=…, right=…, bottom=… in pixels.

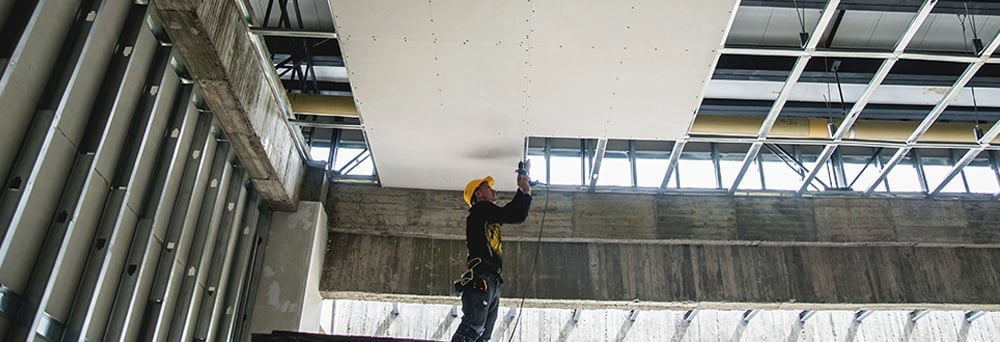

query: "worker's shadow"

left=374, top=312, right=398, bottom=336
left=615, top=319, right=634, bottom=341
left=555, top=317, right=576, bottom=341
left=430, top=313, right=459, bottom=340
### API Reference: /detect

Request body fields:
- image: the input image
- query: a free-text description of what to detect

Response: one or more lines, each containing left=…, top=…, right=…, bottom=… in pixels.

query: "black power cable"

left=505, top=182, right=550, bottom=342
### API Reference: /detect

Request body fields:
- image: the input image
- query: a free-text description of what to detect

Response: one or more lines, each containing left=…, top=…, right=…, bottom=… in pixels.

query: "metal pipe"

left=250, top=27, right=338, bottom=39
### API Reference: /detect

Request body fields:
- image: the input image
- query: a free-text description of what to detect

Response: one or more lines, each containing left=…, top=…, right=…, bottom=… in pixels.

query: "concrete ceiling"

left=329, top=0, right=738, bottom=191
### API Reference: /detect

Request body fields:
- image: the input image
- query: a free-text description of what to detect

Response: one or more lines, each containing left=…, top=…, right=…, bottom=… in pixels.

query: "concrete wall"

left=251, top=202, right=328, bottom=334
left=327, top=300, right=1000, bottom=342
left=325, top=184, right=1000, bottom=245
left=322, top=184, right=1000, bottom=306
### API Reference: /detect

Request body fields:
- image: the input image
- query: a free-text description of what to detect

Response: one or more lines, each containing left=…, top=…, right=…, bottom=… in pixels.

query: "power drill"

left=516, top=160, right=530, bottom=177
left=516, top=160, right=543, bottom=186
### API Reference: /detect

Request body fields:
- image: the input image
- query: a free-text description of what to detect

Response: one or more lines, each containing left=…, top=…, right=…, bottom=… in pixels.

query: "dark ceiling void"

left=264, top=36, right=341, bottom=57
left=281, top=79, right=352, bottom=94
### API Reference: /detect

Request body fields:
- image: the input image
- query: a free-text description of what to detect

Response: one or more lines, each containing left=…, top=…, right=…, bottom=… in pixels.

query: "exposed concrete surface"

left=321, top=184, right=1000, bottom=305
left=323, top=231, right=1000, bottom=305
left=325, top=184, right=1000, bottom=244
left=250, top=201, right=327, bottom=334
left=327, top=299, right=1000, bottom=342
left=150, top=0, right=302, bottom=210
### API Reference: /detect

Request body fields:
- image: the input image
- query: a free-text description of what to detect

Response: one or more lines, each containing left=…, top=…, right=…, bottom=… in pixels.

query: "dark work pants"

left=452, top=272, right=502, bottom=342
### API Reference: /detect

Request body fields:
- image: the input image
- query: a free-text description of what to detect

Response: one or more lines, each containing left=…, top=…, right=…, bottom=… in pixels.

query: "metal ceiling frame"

left=652, top=0, right=1000, bottom=199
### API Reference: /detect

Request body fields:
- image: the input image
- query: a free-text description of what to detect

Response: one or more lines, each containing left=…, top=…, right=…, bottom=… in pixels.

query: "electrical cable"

left=505, top=182, right=550, bottom=342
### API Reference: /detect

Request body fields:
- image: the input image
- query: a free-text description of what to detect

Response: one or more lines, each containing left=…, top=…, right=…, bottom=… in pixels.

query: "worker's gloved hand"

left=517, top=174, right=531, bottom=196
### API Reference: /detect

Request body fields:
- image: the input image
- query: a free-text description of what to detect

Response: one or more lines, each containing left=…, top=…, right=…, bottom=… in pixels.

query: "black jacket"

left=465, top=190, right=532, bottom=278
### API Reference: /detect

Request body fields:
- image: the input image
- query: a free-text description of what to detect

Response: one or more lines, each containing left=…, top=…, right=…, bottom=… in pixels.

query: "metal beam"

left=588, top=138, right=608, bottom=191
left=726, top=0, right=841, bottom=195
left=721, top=47, right=1000, bottom=65
left=288, top=120, right=362, bottom=130
left=687, top=135, right=1000, bottom=151
left=250, top=27, right=338, bottom=39
left=741, top=0, right=1000, bottom=15
left=793, top=0, right=936, bottom=194
left=103, top=108, right=214, bottom=341
left=860, top=31, right=1000, bottom=196
left=660, top=140, right=687, bottom=190
left=140, top=117, right=221, bottom=341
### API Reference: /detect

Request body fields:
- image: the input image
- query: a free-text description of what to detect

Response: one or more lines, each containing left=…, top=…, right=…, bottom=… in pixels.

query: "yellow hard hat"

left=463, top=176, right=494, bottom=207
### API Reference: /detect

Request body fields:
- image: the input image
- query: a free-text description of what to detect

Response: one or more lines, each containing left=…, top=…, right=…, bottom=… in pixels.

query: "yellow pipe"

left=288, top=94, right=358, bottom=117
left=691, top=115, right=1000, bottom=144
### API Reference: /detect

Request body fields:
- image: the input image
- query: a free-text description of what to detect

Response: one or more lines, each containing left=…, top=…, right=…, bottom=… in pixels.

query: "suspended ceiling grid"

left=329, top=0, right=738, bottom=190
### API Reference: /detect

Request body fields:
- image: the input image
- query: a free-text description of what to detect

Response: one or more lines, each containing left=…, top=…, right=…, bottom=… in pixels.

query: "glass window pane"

left=924, top=163, right=966, bottom=193
left=310, top=146, right=330, bottom=162
left=346, top=157, right=374, bottom=176
left=885, top=157, right=922, bottom=192
left=636, top=158, right=669, bottom=188
left=761, top=160, right=802, bottom=190
left=333, top=148, right=365, bottom=171
left=965, top=164, right=1000, bottom=194
left=678, top=158, right=716, bottom=189
left=526, top=154, right=547, bottom=184
left=596, top=157, right=632, bottom=186
left=843, top=161, right=882, bottom=191
left=733, top=159, right=763, bottom=190
left=550, top=156, right=583, bottom=186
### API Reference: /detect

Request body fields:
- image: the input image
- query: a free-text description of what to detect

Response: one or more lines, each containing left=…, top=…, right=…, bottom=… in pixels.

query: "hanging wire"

left=792, top=0, right=808, bottom=36
left=967, top=2, right=981, bottom=42
left=958, top=4, right=985, bottom=138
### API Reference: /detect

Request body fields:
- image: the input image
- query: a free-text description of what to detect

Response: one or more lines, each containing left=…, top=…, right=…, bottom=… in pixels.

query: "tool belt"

left=452, top=258, right=497, bottom=294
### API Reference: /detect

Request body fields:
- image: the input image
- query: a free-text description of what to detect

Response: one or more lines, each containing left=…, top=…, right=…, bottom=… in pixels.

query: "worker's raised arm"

left=475, top=190, right=532, bottom=224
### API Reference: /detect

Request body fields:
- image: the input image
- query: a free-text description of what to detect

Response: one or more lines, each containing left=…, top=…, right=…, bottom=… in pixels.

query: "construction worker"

left=452, top=172, right=532, bottom=342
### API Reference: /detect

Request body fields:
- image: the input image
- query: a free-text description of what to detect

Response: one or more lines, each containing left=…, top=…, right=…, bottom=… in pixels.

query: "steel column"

left=0, top=0, right=87, bottom=192
left=18, top=10, right=171, bottom=340
left=215, top=193, right=263, bottom=341
left=192, top=176, right=251, bottom=341
left=103, top=102, right=207, bottom=342
left=143, top=138, right=229, bottom=341
left=169, top=149, right=239, bottom=341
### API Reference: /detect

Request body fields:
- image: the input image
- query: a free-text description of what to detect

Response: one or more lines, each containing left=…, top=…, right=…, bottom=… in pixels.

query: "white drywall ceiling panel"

left=331, top=0, right=737, bottom=191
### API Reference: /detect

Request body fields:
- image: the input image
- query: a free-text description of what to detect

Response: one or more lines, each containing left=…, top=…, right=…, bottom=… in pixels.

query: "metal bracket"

left=682, top=309, right=698, bottom=325
left=909, top=309, right=930, bottom=322
left=965, top=311, right=985, bottom=323
left=0, top=284, right=22, bottom=319
left=798, top=310, right=816, bottom=325
left=627, top=309, right=639, bottom=322
left=854, top=310, right=872, bottom=323
left=740, top=309, right=758, bottom=326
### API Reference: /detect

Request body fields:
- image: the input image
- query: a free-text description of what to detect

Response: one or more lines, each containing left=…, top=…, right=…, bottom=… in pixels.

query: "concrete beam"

left=321, top=184, right=1000, bottom=306
left=150, top=0, right=303, bottom=210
